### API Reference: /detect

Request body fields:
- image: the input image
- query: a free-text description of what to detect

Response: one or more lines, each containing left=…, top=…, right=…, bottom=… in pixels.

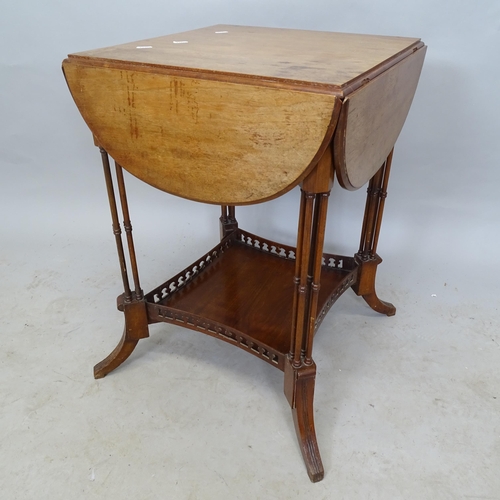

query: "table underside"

left=137, top=229, right=357, bottom=370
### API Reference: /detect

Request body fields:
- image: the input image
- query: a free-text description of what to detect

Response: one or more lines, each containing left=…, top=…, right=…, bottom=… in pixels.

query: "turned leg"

left=219, top=205, right=238, bottom=239
left=352, top=150, right=396, bottom=316
left=286, top=158, right=332, bottom=481
left=93, top=148, right=149, bottom=379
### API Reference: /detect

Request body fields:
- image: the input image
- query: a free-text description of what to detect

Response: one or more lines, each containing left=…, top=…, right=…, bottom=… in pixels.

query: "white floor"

left=1, top=161, right=499, bottom=500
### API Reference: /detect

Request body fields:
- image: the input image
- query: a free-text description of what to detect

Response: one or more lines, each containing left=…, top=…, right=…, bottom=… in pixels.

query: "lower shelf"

left=144, top=229, right=357, bottom=370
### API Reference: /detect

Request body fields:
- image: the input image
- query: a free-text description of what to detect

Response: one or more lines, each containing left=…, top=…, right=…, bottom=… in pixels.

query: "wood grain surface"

left=70, top=25, right=421, bottom=95
left=333, top=46, right=427, bottom=190
left=155, top=239, right=350, bottom=356
left=63, top=59, right=339, bottom=204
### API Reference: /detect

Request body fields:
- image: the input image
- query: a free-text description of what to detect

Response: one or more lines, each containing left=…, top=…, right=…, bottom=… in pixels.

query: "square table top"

left=69, top=24, right=421, bottom=95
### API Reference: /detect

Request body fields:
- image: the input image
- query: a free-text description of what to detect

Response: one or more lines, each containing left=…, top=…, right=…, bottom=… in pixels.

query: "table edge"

left=65, top=41, right=423, bottom=97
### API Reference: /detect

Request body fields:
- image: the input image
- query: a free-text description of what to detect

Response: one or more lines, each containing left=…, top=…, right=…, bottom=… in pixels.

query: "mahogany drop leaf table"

left=63, top=25, right=426, bottom=482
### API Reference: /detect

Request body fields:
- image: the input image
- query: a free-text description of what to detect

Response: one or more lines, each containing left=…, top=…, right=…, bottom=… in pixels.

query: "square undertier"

left=148, top=234, right=356, bottom=357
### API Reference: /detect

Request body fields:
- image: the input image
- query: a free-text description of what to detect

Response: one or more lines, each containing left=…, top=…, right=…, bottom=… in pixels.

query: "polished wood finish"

left=352, top=152, right=397, bottom=315
left=219, top=205, right=238, bottom=239
left=99, top=148, right=132, bottom=301
left=63, top=25, right=425, bottom=482
left=69, top=25, right=420, bottom=95
left=334, top=46, right=426, bottom=190
left=145, top=229, right=356, bottom=366
left=94, top=149, right=149, bottom=379
left=93, top=298, right=148, bottom=379
left=63, top=60, right=339, bottom=204
left=285, top=359, right=322, bottom=481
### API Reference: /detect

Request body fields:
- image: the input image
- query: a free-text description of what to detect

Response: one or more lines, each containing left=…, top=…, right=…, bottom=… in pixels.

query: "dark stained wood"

left=219, top=205, right=238, bottom=239
left=94, top=297, right=150, bottom=379
left=94, top=149, right=150, bottom=379
left=352, top=154, right=396, bottom=316
left=115, top=162, right=143, bottom=300
left=93, top=327, right=138, bottom=379
left=285, top=359, right=323, bottom=482
left=99, top=148, right=132, bottom=301
left=372, top=149, right=393, bottom=255
left=305, top=193, right=330, bottom=363
left=286, top=185, right=330, bottom=480
left=291, top=191, right=315, bottom=365
left=148, top=231, right=355, bottom=358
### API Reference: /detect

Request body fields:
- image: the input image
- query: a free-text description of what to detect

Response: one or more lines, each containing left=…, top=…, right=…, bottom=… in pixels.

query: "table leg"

left=285, top=187, right=331, bottom=482
left=285, top=359, right=323, bottom=482
left=219, top=205, right=238, bottom=239
left=93, top=149, right=149, bottom=379
left=94, top=301, right=147, bottom=379
left=352, top=149, right=396, bottom=316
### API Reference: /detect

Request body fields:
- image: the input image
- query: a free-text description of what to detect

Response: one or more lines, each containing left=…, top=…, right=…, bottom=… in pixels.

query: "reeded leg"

left=285, top=359, right=324, bottom=482
left=353, top=150, right=396, bottom=316
left=286, top=149, right=333, bottom=482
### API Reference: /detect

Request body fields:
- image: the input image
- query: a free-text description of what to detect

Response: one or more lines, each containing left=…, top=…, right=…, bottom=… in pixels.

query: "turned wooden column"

left=93, top=147, right=149, bottom=380
left=284, top=146, right=334, bottom=482
left=352, top=150, right=396, bottom=316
